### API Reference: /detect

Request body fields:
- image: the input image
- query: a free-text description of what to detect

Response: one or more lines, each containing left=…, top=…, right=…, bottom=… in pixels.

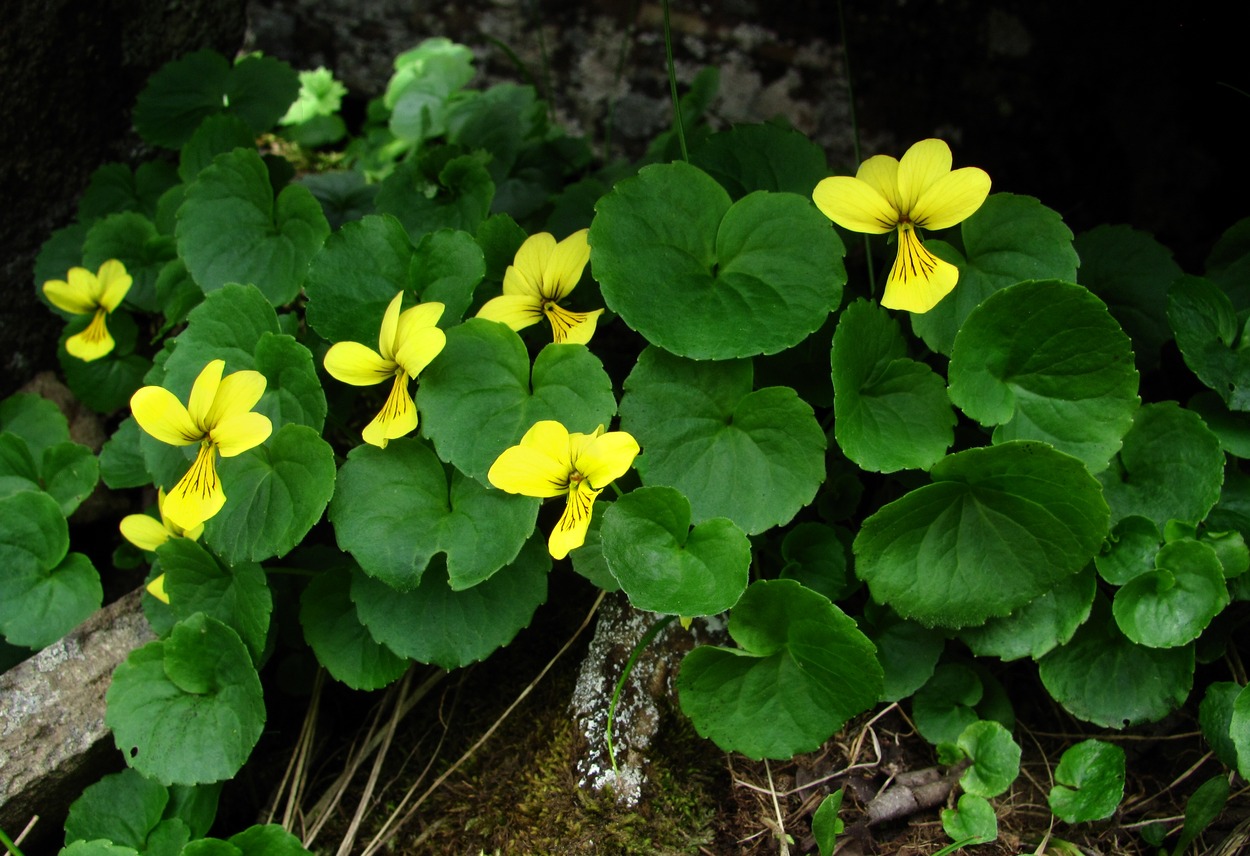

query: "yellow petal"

left=187, top=360, right=225, bottom=431
left=910, top=167, right=992, bottom=231
left=69, top=266, right=104, bottom=302
left=96, top=260, right=133, bottom=311
left=204, top=369, right=267, bottom=429
left=163, top=443, right=225, bottom=530
left=158, top=488, right=205, bottom=540
left=324, top=341, right=394, bottom=386
left=548, top=481, right=600, bottom=559
left=488, top=421, right=574, bottom=497
left=377, top=292, right=405, bottom=360
left=546, top=304, right=603, bottom=345
left=812, top=176, right=898, bottom=235
left=42, top=274, right=96, bottom=315
left=119, top=513, right=172, bottom=552
left=211, top=411, right=273, bottom=457
left=477, top=294, right=544, bottom=331
left=508, top=232, right=557, bottom=297
left=543, top=230, right=591, bottom=301
left=131, top=386, right=202, bottom=446
left=395, top=302, right=445, bottom=346
left=881, top=225, right=960, bottom=314
left=146, top=573, right=170, bottom=604
left=855, top=154, right=901, bottom=209
left=518, top=420, right=574, bottom=471
left=361, top=373, right=417, bottom=448
left=896, top=139, right=953, bottom=215
left=568, top=424, right=606, bottom=465
left=575, top=430, right=640, bottom=489
left=394, top=326, right=446, bottom=378
left=65, top=309, right=115, bottom=361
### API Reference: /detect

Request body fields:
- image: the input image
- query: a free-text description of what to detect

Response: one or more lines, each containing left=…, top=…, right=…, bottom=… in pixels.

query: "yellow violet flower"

left=42, top=259, right=133, bottom=361
left=812, top=138, right=991, bottom=314
left=476, top=229, right=604, bottom=345
left=323, top=291, right=447, bottom=448
left=488, top=420, right=639, bottom=560
left=130, top=359, right=273, bottom=531
left=119, top=488, right=205, bottom=604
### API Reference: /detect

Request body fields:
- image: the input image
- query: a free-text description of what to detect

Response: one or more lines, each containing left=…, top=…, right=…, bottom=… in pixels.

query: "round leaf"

left=831, top=299, right=954, bottom=472
left=958, top=720, right=1021, bottom=798
left=690, top=122, right=829, bottom=198
left=619, top=346, right=826, bottom=535
left=912, top=662, right=983, bottom=746
left=158, top=539, right=273, bottom=663
left=416, top=320, right=617, bottom=482
left=600, top=486, right=750, bottom=616
left=1096, top=516, right=1162, bottom=585
left=106, top=614, right=265, bottom=785
left=64, top=768, right=168, bottom=849
left=176, top=148, right=330, bottom=305
left=854, top=441, right=1109, bottom=628
left=948, top=280, right=1140, bottom=472
left=959, top=566, right=1097, bottom=661
left=1047, top=739, right=1126, bottom=823
left=299, top=565, right=409, bottom=691
left=329, top=438, right=537, bottom=590
left=940, top=794, right=998, bottom=845
left=1112, top=539, right=1229, bottom=648
left=590, top=161, right=844, bottom=359
left=351, top=536, right=549, bottom=670
left=677, top=579, right=882, bottom=759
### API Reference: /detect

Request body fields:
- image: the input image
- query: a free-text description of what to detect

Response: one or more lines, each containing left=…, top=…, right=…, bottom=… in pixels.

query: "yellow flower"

left=130, top=359, right=273, bottom=531
left=42, top=259, right=133, bottom=361
left=812, top=139, right=991, bottom=314
left=476, top=230, right=604, bottom=344
left=119, top=488, right=205, bottom=604
left=323, top=291, right=446, bottom=448
left=488, top=420, right=639, bottom=560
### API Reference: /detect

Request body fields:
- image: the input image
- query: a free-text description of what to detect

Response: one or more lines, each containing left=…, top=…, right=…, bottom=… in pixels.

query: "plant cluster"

left=1, top=28, right=1247, bottom=856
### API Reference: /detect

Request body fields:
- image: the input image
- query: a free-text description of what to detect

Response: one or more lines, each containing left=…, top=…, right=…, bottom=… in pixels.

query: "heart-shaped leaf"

left=299, top=561, right=409, bottom=691
left=1047, top=739, right=1126, bottom=823
left=1112, top=539, right=1229, bottom=648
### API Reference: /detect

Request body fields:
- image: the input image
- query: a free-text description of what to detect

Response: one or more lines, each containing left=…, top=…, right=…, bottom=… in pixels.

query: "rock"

left=0, top=588, right=155, bottom=851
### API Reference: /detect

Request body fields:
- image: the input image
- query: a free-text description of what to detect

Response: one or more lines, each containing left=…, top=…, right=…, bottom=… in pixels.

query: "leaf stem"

left=660, top=0, right=689, bottom=162
left=0, top=827, right=25, bottom=856
left=606, top=613, right=677, bottom=773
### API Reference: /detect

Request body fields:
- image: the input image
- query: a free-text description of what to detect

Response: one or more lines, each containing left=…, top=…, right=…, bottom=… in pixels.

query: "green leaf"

left=1038, top=596, right=1194, bottom=728
left=385, top=38, right=476, bottom=141
left=854, top=441, right=1109, bottom=628
left=940, top=794, right=998, bottom=845
left=1112, top=539, right=1229, bottom=648
left=226, top=824, right=314, bottom=856
left=179, top=114, right=256, bottom=183
left=1096, top=516, right=1161, bottom=585
left=176, top=148, right=330, bottom=305
left=64, top=768, right=168, bottom=849
left=106, top=613, right=265, bottom=785
left=417, top=320, right=618, bottom=482
left=203, top=424, right=337, bottom=564
left=1098, top=402, right=1224, bottom=527
left=409, top=228, right=486, bottom=323
left=100, top=418, right=150, bottom=489
left=298, top=171, right=377, bottom=230
left=691, top=123, right=829, bottom=199
left=59, top=841, right=141, bottom=856
left=811, top=789, right=844, bottom=856
left=619, top=347, right=826, bottom=535
left=299, top=563, right=409, bottom=690
left=1199, top=681, right=1242, bottom=769
left=252, top=333, right=328, bottom=432
left=778, top=522, right=854, bottom=602
left=0, top=393, right=70, bottom=460
left=0, top=433, right=40, bottom=497
left=305, top=214, right=416, bottom=346
left=60, top=343, right=151, bottom=416
left=677, top=579, right=882, bottom=759
left=0, top=492, right=101, bottom=648
left=82, top=212, right=176, bottom=312
left=948, top=280, right=1139, bottom=472
left=914, top=193, right=1079, bottom=355
left=863, top=609, right=945, bottom=702
left=958, top=720, right=1021, bottom=798
left=600, top=486, right=750, bottom=616
left=158, top=539, right=272, bottom=663
left=830, top=299, right=954, bottom=472
left=1169, top=275, right=1250, bottom=409
left=959, top=565, right=1097, bottom=661
left=1047, top=739, right=1126, bottom=823
left=77, top=161, right=179, bottom=224
left=1174, top=776, right=1231, bottom=856
left=1076, top=224, right=1182, bottom=371
left=329, top=438, right=537, bottom=590
left=351, top=536, right=549, bottom=669
left=41, top=441, right=100, bottom=516
left=375, top=150, right=495, bottom=243
left=590, top=161, right=844, bottom=359
left=912, top=662, right=982, bottom=746
left=134, top=50, right=299, bottom=149
left=1230, top=681, right=1250, bottom=780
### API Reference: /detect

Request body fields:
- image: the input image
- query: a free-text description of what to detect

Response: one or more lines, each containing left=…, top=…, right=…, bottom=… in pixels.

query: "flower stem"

left=0, top=827, right=25, bottom=856
left=835, top=0, right=876, bottom=295
left=605, top=613, right=678, bottom=774
left=660, top=0, right=689, bottom=162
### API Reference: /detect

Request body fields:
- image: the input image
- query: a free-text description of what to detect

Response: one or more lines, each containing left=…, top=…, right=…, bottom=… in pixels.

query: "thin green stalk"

left=835, top=0, right=876, bottom=295
left=605, top=614, right=678, bottom=773
left=0, top=827, right=25, bottom=856
left=660, top=0, right=689, bottom=162
left=602, top=0, right=639, bottom=162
